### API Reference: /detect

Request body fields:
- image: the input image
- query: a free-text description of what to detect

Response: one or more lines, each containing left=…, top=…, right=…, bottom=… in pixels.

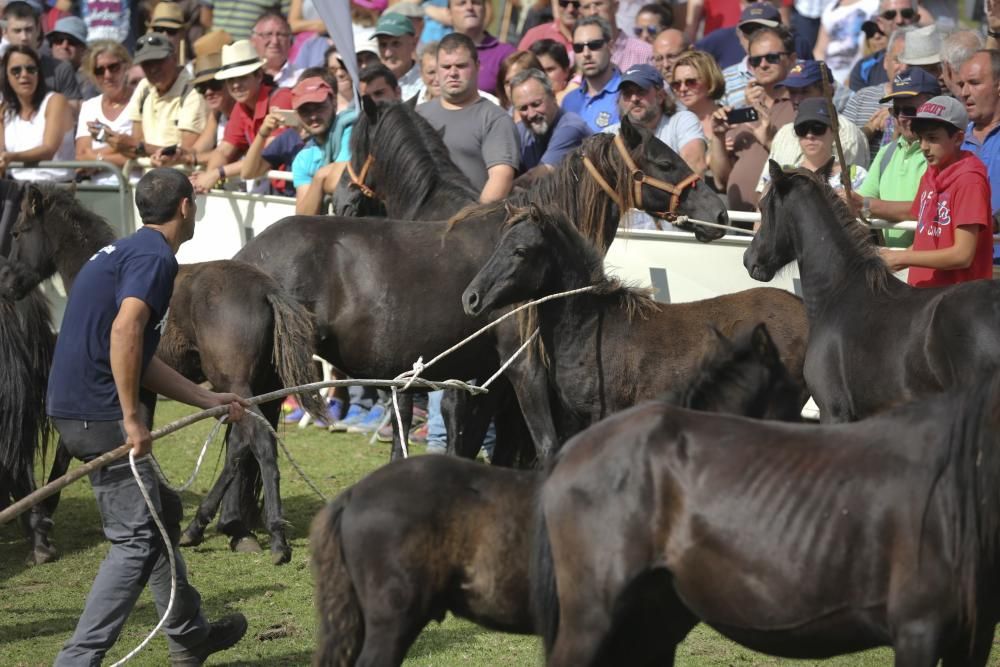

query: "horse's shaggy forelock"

left=773, top=167, right=892, bottom=293
left=448, top=132, right=636, bottom=252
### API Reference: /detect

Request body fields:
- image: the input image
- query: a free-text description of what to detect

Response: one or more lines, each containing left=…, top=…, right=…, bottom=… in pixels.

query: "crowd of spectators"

left=2, top=0, right=1000, bottom=442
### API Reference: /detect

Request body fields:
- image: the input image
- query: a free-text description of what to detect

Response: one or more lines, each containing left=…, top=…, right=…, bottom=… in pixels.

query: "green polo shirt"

left=857, top=136, right=927, bottom=247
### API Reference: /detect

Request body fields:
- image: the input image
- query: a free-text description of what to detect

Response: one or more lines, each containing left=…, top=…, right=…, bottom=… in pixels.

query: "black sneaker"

left=169, top=613, right=248, bottom=666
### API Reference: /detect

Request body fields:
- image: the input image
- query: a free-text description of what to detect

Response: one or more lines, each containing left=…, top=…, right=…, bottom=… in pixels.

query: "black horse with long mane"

left=532, top=373, right=1000, bottom=665
left=0, top=184, right=323, bottom=564
left=310, top=323, right=802, bottom=666
left=744, top=161, right=1000, bottom=422
left=237, top=106, right=730, bottom=461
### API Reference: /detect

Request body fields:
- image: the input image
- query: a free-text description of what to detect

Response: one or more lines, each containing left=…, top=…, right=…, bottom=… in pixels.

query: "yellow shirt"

left=126, top=69, right=207, bottom=148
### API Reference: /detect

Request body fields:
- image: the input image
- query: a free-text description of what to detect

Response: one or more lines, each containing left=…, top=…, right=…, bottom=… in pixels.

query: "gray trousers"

left=52, top=418, right=210, bottom=666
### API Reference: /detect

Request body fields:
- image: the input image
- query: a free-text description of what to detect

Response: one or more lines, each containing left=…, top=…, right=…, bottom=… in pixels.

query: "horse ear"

left=619, top=115, right=644, bottom=150
left=750, top=323, right=779, bottom=364
left=504, top=200, right=518, bottom=218
left=361, top=94, right=378, bottom=124
left=24, top=184, right=42, bottom=216
left=767, top=160, right=785, bottom=186
left=528, top=202, right=543, bottom=220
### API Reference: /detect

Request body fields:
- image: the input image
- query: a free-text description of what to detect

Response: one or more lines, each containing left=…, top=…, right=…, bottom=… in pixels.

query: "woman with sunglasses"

left=670, top=50, right=725, bottom=150
left=632, top=3, right=672, bottom=45
left=0, top=46, right=74, bottom=182
left=76, top=41, right=136, bottom=184
left=812, top=0, right=880, bottom=85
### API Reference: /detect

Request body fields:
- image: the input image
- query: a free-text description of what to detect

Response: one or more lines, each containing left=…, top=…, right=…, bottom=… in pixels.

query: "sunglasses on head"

left=670, top=77, right=700, bottom=91
left=794, top=122, right=829, bottom=137
left=152, top=26, right=181, bottom=36
left=633, top=25, right=660, bottom=37
left=94, top=62, right=123, bottom=77
left=892, top=104, right=918, bottom=117
left=880, top=8, right=916, bottom=21
left=9, top=64, right=38, bottom=77
left=195, top=79, right=224, bottom=95
left=572, top=38, right=606, bottom=53
left=748, top=51, right=790, bottom=68
left=558, top=0, right=581, bottom=7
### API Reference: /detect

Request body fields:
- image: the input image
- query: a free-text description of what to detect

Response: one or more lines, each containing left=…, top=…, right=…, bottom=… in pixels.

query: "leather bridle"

left=582, top=133, right=700, bottom=221
left=347, top=153, right=377, bottom=199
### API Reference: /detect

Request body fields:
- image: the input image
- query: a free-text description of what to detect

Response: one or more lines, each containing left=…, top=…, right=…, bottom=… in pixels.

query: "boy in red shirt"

left=879, top=96, right=994, bottom=288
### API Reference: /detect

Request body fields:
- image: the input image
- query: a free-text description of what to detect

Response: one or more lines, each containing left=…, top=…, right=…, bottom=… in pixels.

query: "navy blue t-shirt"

left=47, top=226, right=177, bottom=421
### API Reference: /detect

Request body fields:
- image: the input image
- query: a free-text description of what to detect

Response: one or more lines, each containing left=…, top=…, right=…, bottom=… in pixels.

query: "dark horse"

left=309, top=323, right=802, bottom=666
left=462, top=203, right=809, bottom=440
left=532, top=373, right=1000, bottom=666
left=744, top=162, right=1000, bottom=422
left=236, top=110, right=730, bottom=461
left=0, top=184, right=323, bottom=565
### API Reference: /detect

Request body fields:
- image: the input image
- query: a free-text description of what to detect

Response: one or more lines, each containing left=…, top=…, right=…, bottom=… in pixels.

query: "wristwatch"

left=135, top=141, right=146, bottom=158
left=861, top=196, right=872, bottom=218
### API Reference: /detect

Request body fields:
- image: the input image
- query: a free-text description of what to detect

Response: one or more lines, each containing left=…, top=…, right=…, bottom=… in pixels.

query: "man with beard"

left=561, top=16, right=621, bottom=133
left=511, top=68, right=591, bottom=184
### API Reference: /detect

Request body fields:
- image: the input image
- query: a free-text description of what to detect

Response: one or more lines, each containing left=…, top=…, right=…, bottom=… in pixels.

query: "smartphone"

left=161, top=144, right=178, bottom=156
left=89, top=121, right=108, bottom=142
left=726, top=107, right=760, bottom=125
left=270, top=108, right=301, bottom=127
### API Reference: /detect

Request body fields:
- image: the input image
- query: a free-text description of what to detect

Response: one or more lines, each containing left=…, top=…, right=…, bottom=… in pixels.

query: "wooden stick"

left=499, top=0, right=514, bottom=44
left=817, top=61, right=865, bottom=222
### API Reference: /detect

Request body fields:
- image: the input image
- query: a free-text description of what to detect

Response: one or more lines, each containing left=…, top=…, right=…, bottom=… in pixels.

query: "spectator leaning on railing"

left=76, top=41, right=137, bottom=183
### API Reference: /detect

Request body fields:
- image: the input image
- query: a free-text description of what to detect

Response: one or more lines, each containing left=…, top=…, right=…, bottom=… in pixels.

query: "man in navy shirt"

left=696, top=2, right=814, bottom=71
left=49, top=169, right=249, bottom=666
left=512, top=68, right=592, bottom=184
left=562, top=15, right=622, bottom=133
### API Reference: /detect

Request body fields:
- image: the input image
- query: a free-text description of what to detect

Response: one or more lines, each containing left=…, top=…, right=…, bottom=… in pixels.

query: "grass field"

left=1, top=400, right=900, bottom=666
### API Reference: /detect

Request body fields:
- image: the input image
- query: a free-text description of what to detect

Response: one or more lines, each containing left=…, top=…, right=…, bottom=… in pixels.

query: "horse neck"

left=50, top=217, right=113, bottom=291
left=535, top=243, right=605, bottom=353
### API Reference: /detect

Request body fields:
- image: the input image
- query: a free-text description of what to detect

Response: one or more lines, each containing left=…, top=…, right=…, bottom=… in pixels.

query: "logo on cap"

left=919, top=102, right=946, bottom=117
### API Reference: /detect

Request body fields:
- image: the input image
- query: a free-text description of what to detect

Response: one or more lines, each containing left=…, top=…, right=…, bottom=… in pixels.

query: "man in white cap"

left=191, top=38, right=293, bottom=192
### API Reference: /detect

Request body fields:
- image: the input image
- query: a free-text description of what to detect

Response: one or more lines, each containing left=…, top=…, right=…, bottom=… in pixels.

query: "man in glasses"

left=697, top=1, right=813, bottom=71
left=46, top=16, right=99, bottom=99
left=449, top=0, right=515, bottom=95
left=149, top=2, right=187, bottom=61
left=1, top=1, right=82, bottom=111
left=578, top=0, right=651, bottom=73
left=843, top=67, right=940, bottom=248
left=722, top=21, right=796, bottom=109
left=848, top=0, right=921, bottom=92
left=250, top=12, right=301, bottom=88
left=652, top=28, right=689, bottom=81
left=561, top=16, right=621, bottom=132
left=518, top=0, right=579, bottom=57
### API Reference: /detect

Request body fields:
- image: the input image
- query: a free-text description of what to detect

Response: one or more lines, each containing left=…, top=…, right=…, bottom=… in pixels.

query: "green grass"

left=1, top=401, right=900, bottom=665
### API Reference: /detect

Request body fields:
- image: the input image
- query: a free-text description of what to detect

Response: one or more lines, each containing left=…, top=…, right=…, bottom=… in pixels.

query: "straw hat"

left=897, top=24, right=942, bottom=66
left=214, top=40, right=263, bottom=80
left=150, top=1, right=185, bottom=29
left=193, top=29, right=233, bottom=57
left=193, top=52, right=223, bottom=85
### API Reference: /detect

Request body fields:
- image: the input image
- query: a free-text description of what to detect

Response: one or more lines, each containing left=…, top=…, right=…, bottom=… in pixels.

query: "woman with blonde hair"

left=670, top=50, right=725, bottom=143
left=76, top=40, right=136, bottom=184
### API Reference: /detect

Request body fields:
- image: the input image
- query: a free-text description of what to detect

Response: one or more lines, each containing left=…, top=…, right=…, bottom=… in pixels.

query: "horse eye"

left=513, top=247, right=528, bottom=258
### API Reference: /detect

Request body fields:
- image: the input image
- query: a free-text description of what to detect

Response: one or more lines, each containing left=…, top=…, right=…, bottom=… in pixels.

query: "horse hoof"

left=230, top=535, right=263, bottom=554
left=25, top=545, right=59, bottom=566
left=271, top=546, right=292, bottom=566
left=179, top=530, right=203, bottom=548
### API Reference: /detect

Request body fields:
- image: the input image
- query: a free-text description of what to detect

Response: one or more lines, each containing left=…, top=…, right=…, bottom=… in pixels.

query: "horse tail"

left=531, top=502, right=560, bottom=655
left=264, top=288, right=325, bottom=420
left=311, top=491, right=364, bottom=667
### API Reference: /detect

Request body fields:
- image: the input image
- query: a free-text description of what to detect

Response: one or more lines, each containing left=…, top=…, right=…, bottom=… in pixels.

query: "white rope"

left=109, top=452, right=178, bottom=667
left=151, top=417, right=226, bottom=492
left=246, top=410, right=327, bottom=501
left=670, top=215, right=755, bottom=236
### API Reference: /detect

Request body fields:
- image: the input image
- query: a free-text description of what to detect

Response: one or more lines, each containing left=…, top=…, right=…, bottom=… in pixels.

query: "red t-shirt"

left=223, top=83, right=293, bottom=153
left=703, top=0, right=742, bottom=34
left=907, top=151, right=994, bottom=288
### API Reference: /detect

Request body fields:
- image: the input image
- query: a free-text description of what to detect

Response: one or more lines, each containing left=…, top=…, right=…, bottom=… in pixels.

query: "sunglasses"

left=862, top=24, right=885, bottom=39
left=633, top=25, right=660, bottom=37
left=891, top=104, right=918, bottom=117
left=670, top=77, right=701, bottom=91
left=572, top=38, right=606, bottom=53
left=558, top=0, right=581, bottom=7
left=748, top=51, right=790, bottom=68
left=880, top=8, right=916, bottom=21
left=794, top=122, right=829, bottom=137
left=94, top=62, right=123, bottom=77
left=49, top=35, right=82, bottom=47
left=152, top=26, right=181, bottom=36
left=195, top=79, right=224, bottom=94
left=9, top=64, right=38, bottom=77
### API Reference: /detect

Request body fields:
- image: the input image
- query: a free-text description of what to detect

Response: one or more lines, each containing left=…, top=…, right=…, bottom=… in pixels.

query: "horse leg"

left=252, top=398, right=292, bottom=565
left=490, top=384, right=535, bottom=468
left=353, top=615, right=425, bottom=667
left=12, top=466, right=57, bottom=566
left=179, top=426, right=247, bottom=548
left=388, top=392, right=413, bottom=461
left=892, top=620, right=943, bottom=667
left=443, top=389, right=493, bottom=459
left=497, top=331, right=560, bottom=460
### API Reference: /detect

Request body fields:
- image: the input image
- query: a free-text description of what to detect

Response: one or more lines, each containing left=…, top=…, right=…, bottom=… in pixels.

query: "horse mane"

left=775, top=166, right=892, bottom=293
left=448, top=133, right=635, bottom=252
left=353, top=101, right=478, bottom=218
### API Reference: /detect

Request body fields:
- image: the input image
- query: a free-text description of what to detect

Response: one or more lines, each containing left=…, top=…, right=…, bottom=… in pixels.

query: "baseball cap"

left=292, top=76, right=334, bottom=109
left=133, top=32, right=175, bottom=64
left=793, top=97, right=832, bottom=129
left=778, top=60, right=833, bottom=89
left=739, top=2, right=780, bottom=29
left=46, top=16, right=88, bottom=45
left=620, top=63, right=663, bottom=91
left=912, top=96, right=969, bottom=132
left=879, top=68, right=942, bottom=103
left=372, top=12, right=415, bottom=38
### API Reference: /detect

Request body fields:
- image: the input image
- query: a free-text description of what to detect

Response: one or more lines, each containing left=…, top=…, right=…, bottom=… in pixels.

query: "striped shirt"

left=722, top=59, right=752, bottom=109
left=841, top=83, right=889, bottom=164
left=201, top=0, right=292, bottom=40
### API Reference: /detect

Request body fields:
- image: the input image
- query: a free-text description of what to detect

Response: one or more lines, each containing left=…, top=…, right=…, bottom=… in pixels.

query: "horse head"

left=743, top=160, right=799, bottom=282
left=463, top=202, right=554, bottom=317
left=617, top=117, right=727, bottom=243
left=0, top=184, right=54, bottom=301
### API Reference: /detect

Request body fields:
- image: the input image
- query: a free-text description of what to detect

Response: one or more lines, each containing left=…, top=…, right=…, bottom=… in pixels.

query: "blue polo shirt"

left=962, top=121, right=1000, bottom=260
left=561, top=69, right=622, bottom=134
left=518, top=109, right=592, bottom=171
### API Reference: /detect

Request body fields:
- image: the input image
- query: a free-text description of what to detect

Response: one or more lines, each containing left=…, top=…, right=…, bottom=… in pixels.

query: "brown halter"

left=347, top=154, right=377, bottom=199
left=582, top=133, right=701, bottom=221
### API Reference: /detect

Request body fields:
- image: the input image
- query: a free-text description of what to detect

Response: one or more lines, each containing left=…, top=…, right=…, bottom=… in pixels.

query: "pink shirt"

left=611, top=30, right=652, bottom=73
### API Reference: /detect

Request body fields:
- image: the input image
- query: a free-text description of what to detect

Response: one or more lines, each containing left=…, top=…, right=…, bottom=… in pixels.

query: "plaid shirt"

left=611, top=30, right=652, bottom=73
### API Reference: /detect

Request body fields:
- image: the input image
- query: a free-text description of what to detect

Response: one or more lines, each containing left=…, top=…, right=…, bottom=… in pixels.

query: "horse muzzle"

left=461, top=288, right=483, bottom=317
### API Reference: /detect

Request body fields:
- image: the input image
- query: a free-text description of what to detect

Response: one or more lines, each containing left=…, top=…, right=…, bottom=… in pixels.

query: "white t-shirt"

left=76, top=94, right=133, bottom=186
left=6, top=92, right=75, bottom=182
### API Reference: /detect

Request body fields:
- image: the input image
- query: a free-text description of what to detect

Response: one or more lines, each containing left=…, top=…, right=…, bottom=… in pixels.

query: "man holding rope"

left=48, top=168, right=249, bottom=666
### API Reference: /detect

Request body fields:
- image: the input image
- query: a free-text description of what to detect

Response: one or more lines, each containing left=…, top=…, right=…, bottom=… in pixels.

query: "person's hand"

left=258, top=112, right=285, bottom=141
left=124, top=414, right=153, bottom=458
left=879, top=246, right=908, bottom=272
left=710, top=106, right=732, bottom=138
left=190, top=169, right=220, bottom=194
left=150, top=146, right=181, bottom=167
left=101, top=127, right=128, bottom=153
left=744, top=79, right=766, bottom=110
left=836, top=187, right=862, bottom=211
left=864, top=107, right=890, bottom=137
left=210, top=392, right=249, bottom=422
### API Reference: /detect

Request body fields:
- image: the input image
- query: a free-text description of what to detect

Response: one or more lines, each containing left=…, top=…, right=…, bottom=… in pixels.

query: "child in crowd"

left=879, top=96, right=994, bottom=287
